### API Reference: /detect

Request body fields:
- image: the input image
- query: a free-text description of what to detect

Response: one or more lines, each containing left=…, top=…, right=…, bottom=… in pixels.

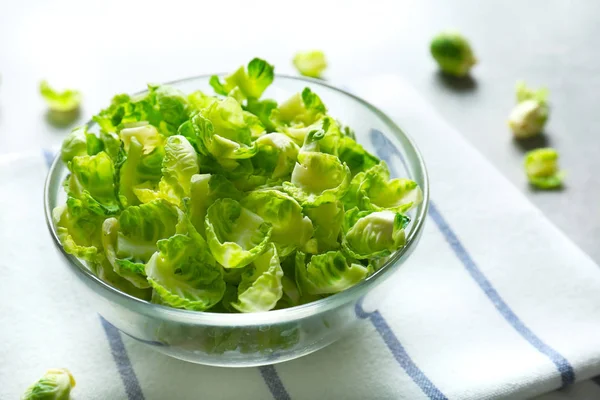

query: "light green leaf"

left=342, top=208, right=409, bottom=259
left=187, top=173, right=242, bottom=236
left=252, top=133, right=299, bottom=179
left=114, top=199, right=180, bottom=263
left=293, top=50, right=327, bottom=78
left=295, top=251, right=368, bottom=295
left=343, top=162, right=422, bottom=213
left=283, top=151, right=351, bottom=207
left=116, top=136, right=164, bottom=208
left=272, top=88, right=327, bottom=144
left=205, top=198, right=272, bottom=269
left=52, top=198, right=104, bottom=262
left=102, top=217, right=150, bottom=289
left=192, top=98, right=258, bottom=160
left=147, top=234, right=225, bottom=311
left=21, top=368, right=76, bottom=400
left=209, top=58, right=274, bottom=100
left=133, top=135, right=198, bottom=207
left=119, top=123, right=164, bottom=154
left=92, top=84, right=188, bottom=136
left=245, top=97, right=278, bottom=132
left=40, top=80, right=81, bottom=112
left=60, top=126, right=88, bottom=162
left=524, top=148, right=564, bottom=189
left=67, top=152, right=120, bottom=215
left=241, top=189, right=313, bottom=256
left=187, top=90, right=218, bottom=111
left=516, top=81, right=549, bottom=105
left=304, top=201, right=344, bottom=253
left=232, top=244, right=283, bottom=313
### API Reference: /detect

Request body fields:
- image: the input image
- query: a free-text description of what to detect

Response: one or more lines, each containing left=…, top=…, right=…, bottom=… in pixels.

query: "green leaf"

left=205, top=198, right=273, bottom=269
left=293, top=50, right=327, bottom=78
left=67, top=152, right=120, bottom=215
left=232, top=244, right=284, bottom=312
left=187, top=173, right=242, bottom=236
left=192, top=98, right=258, bottom=160
left=52, top=197, right=104, bottom=262
left=316, top=122, right=380, bottom=175
left=241, top=189, right=313, bottom=256
left=60, top=126, right=90, bottom=163
left=272, top=88, right=327, bottom=144
left=40, top=80, right=81, bottom=112
left=210, top=58, right=274, bottom=100
left=133, top=135, right=199, bottom=207
left=342, top=208, right=409, bottom=259
left=102, top=217, right=150, bottom=289
left=119, top=123, right=164, bottom=155
left=147, top=234, right=225, bottom=311
left=304, top=201, right=344, bottom=253
left=117, top=136, right=164, bottom=207
left=92, top=84, right=188, bottom=136
left=524, top=148, right=564, bottom=189
left=113, top=199, right=180, bottom=263
left=295, top=251, right=368, bottom=295
left=99, top=131, right=123, bottom=161
left=283, top=151, right=351, bottom=207
left=245, top=98, right=278, bottom=132
left=343, top=162, right=422, bottom=213
left=516, top=81, right=549, bottom=105
left=252, top=133, right=299, bottom=179
left=21, top=368, right=76, bottom=400
left=187, top=90, right=219, bottom=112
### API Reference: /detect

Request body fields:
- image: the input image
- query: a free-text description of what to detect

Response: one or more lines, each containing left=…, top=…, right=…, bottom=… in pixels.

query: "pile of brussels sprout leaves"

left=430, top=32, right=564, bottom=189
left=53, top=58, right=423, bottom=314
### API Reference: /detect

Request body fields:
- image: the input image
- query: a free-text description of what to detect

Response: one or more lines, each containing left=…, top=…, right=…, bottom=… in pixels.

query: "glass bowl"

left=44, top=75, right=429, bottom=367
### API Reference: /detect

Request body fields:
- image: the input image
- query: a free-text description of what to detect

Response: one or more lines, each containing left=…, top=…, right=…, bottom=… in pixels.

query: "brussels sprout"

left=21, top=368, right=75, bottom=400
left=430, top=32, right=477, bottom=77
left=293, top=50, right=327, bottom=78
left=508, top=81, right=549, bottom=138
left=524, top=148, right=564, bottom=189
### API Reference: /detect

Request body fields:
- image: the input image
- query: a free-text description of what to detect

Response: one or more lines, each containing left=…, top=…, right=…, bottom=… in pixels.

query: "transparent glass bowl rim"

left=44, top=73, right=430, bottom=327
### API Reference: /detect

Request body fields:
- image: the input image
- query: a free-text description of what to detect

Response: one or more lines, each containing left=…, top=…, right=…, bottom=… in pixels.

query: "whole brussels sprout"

left=430, top=32, right=477, bottom=77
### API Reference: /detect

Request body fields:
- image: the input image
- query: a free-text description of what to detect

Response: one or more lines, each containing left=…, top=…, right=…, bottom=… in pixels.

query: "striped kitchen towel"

left=2, top=75, right=600, bottom=400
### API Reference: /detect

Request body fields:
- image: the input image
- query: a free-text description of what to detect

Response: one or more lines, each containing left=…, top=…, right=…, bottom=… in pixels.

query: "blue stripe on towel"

left=370, top=129, right=576, bottom=387
left=356, top=301, right=449, bottom=400
left=427, top=203, right=575, bottom=387
left=259, top=366, right=291, bottom=400
left=100, top=317, right=146, bottom=400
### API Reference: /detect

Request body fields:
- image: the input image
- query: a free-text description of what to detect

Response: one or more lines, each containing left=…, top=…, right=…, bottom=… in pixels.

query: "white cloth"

left=1, top=76, right=600, bottom=400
